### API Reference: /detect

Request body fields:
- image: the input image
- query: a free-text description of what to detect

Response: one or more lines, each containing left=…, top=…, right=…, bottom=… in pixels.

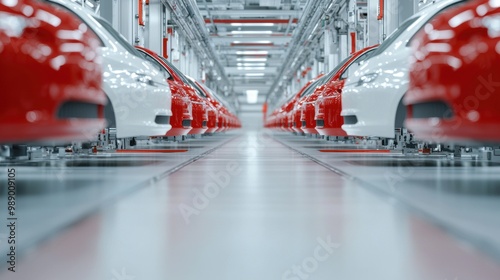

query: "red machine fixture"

left=378, top=0, right=384, bottom=20
left=138, top=0, right=145, bottom=26
left=350, top=32, right=357, bottom=54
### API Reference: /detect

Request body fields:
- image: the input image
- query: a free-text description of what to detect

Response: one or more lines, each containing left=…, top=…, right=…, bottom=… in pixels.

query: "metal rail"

left=161, top=0, right=232, bottom=92
left=266, top=0, right=348, bottom=105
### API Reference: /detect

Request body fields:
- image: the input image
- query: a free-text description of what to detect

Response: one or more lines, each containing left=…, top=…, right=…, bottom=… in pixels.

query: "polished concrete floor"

left=1, top=130, right=500, bottom=280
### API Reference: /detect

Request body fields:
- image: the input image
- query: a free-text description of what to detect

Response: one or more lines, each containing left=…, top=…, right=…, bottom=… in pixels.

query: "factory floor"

left=1, top=130, right=500, bottom=280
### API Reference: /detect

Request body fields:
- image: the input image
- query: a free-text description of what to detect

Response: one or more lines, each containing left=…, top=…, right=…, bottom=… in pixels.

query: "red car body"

left=197, top=84, right=240, bottom=131
left=264, top=109, right=278, bottom=129
left=205, top=106, right=219, bottom=133
left=289, top=75, right=325, bottom=133
left=136, top=46, right=210, bottom=136
left=313, top=45, right=379, bottom=136
left=213, top=106, right=239, bottom=131
left=277, top=101, right=291, bottom=132
left=217, top=105, right=239, bottom=131
left=183, top=77, right=216, bottom=134
left=263, top=77, right=322, bottom=132
left=135, top=46, right=192, bottom=137
left=265, top=93, right=289, bottom=130
left=293, top=76, right=329, bottom=134
left=267, top=112, right=276, bottom=128
left=228, top=112, right=241, bottom=129
left=269, top=76, right=323, bottom=133
left=405, top=0, right=500, bottom=143
left=191, top=80, right=225, bottom=133
left=0, top=0, right=106, bottom=143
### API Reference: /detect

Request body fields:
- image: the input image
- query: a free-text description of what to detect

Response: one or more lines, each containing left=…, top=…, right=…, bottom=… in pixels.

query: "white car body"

left=340, top=0, right=465, bottom=138
left=47, top=0, right=172, bottom=138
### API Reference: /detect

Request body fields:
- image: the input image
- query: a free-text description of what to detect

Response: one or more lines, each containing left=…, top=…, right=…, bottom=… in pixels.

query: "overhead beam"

left=219, top=49, right=286, bottom=54
left=199, top=10, right=301, bottom=17
left=229, top=76, right=274, bottom=80
left=211, top=36, right=291, bottom=44
left=204, top=18, right=298, bottom=24
left=230, top=42, right=276, bottom=47
left=224, top=67, right=278, bottom=74
left=162, top=0, right=231, bottom=88
left=234, top=85, right=274, bottom=91
left=212, top=33, right=292, bottom=37
left=266, top=0, right=332, bottom=102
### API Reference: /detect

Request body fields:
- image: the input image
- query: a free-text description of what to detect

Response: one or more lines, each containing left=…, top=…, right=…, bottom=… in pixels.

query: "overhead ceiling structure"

left=195, top=0, right=309, bottom=105
left=193, top=0, right=352, bottom=109
left=163, top=0, right=232, bottom=88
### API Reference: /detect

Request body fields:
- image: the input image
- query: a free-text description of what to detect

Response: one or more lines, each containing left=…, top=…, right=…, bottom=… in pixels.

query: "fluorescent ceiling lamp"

left=237, top=67, right=266, bottom=70
left=246, top=90, right=259, bottom=104
left=85, top=0, right=94, bottom=7
left=231, top=31, right=273, bottom=35
left=231, top=23, right=275, bottom=27
left=237, top=58, right=268, bottom=62
left=232, top=41, right=272, bottom=44
left=236, top=51, right=269, bottom=55
left=245, top=73, right=265, bottom=76
left=237, top=63, right=266, bottom=66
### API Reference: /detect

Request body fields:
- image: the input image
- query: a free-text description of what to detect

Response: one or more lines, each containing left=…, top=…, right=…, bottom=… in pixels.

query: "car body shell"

left=183, top=76, right=215, bottom=135
left=187, top=78, right=222, bottom=134
left=211, top=91, right=240, bottom=131
left=340, top=0, right=465, bottom=138
left=274, top=76, right=323, bottom=133
left=264, top=109, right=278, bottom=129
left=47, top=0, right=172, bottom=138
left=266, top=91, right=292, bottom=130
left=135, top=46, right=193, bottom=137
left=148, top=63, right=208, bottom=135
left=405, top=0, right=500, bottom=143
left=0, top=0, right=106, bottom=143
left=276, top=91, right=300, bottom=132
left=149, top=57, right=208, bottom=135
left=193, top=81, right=234, bottom=133
left=313, top=45, right=379, bottom=136
left=292, top=75, right=327, bottom=134
left=267, top=96, right=289, bottom=130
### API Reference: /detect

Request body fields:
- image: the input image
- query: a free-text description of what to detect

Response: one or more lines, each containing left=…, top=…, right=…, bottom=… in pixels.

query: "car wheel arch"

left=104, top=94, right=117, bottom=129
left=394, top=94, right=407, bottom=130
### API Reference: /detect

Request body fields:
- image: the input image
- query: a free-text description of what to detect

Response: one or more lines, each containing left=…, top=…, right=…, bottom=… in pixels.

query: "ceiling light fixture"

left=231, top=23, right=275, bottom=27
left=245, top=73, right=265, bottom=77
left=230, top=31, right=273, bottom=35
left=232, top=41, right=273, bottom=44
left=246, top=90, right=259, bottom=104
left=236, top=51, right=269, bottom=55
left=237, top=63, right=266, bottom=67
left=237, top=67, right=266, bottom=70
left=237, top=58, right=268, bottom=62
